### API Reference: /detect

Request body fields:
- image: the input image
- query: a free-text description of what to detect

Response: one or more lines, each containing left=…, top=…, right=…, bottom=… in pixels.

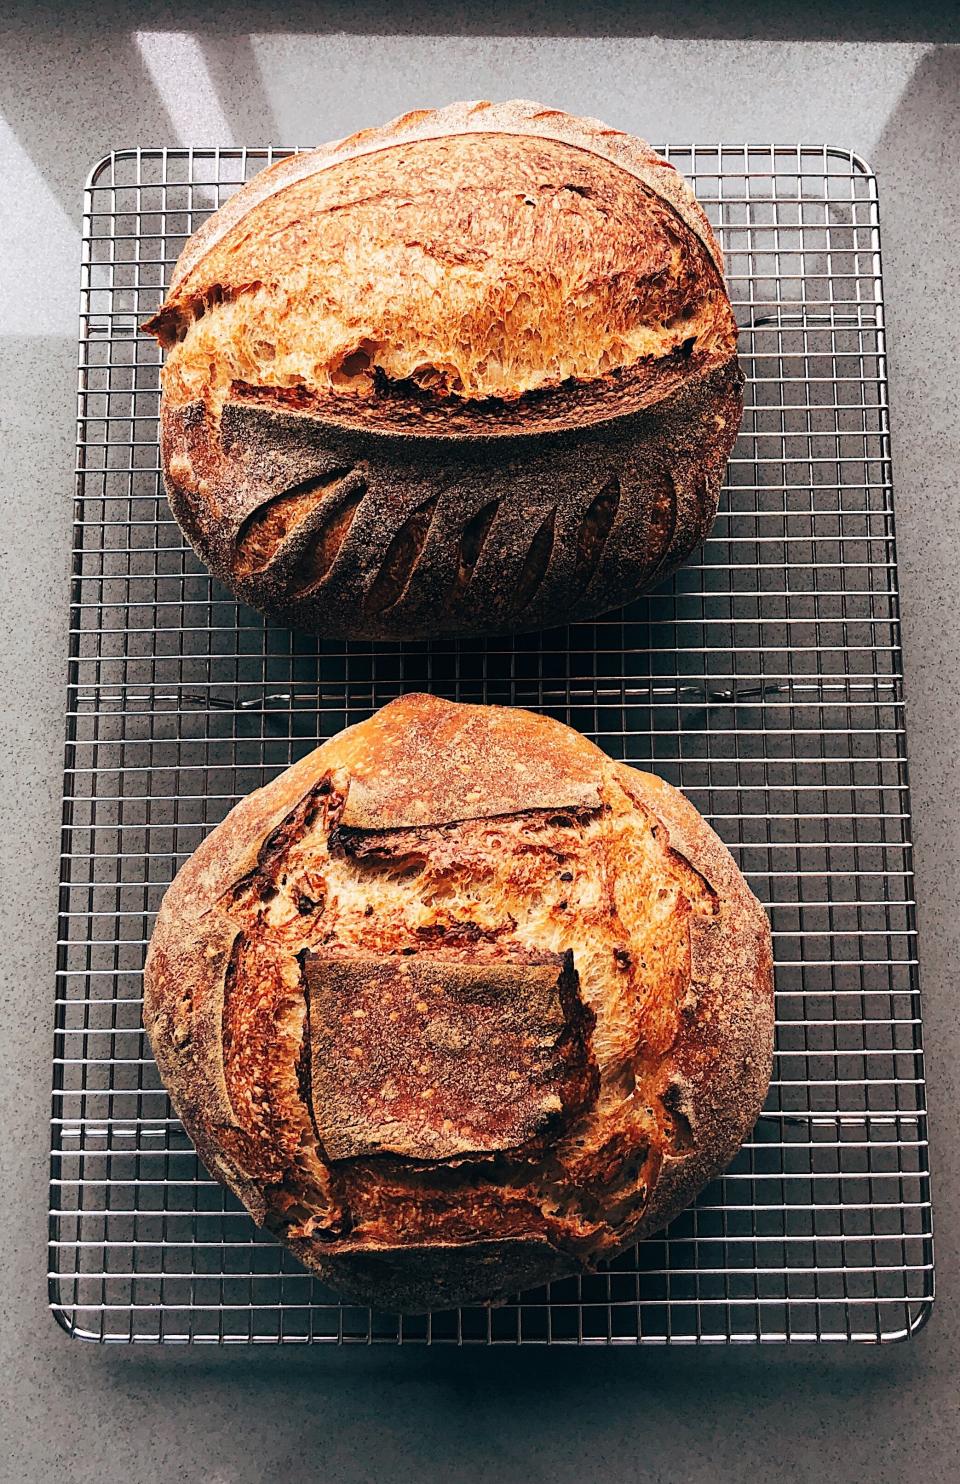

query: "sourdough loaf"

left=143, top=101, right=743, bottom=639
left=143, top=694, right=774, bottom=1311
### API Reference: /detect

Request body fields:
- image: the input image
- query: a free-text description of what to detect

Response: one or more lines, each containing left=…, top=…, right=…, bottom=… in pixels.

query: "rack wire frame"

left=49, top=143, right=933, bottom=1345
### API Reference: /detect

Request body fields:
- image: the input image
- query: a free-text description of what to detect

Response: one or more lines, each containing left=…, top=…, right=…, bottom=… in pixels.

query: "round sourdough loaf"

left=143, top=695, right=774, bottom=1312
left=143, top=101, right=743, bottom=639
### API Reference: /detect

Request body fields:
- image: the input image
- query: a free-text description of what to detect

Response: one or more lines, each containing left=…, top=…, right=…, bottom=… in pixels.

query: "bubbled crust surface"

left=144, top=100, right=744, bottom=640
left=148, top=100, right=731, bottom=409
left=143, top=695, right=774, bottom=1312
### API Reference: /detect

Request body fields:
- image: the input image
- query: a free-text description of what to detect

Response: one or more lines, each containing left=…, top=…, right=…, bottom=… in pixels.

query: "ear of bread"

left=331, top=691, right=603, bottom=827
left=144, top=695, right=774, bottom=1312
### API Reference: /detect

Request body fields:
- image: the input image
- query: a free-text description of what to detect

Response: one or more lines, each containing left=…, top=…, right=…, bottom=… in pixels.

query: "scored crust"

left=143, top=694, right=774, bottom=1311
left=142, top=101, right=744, bottom=640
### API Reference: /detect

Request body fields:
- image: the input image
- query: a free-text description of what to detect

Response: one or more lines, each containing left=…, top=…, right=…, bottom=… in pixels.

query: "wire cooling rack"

left=49, top=143, right=933, bottom=1344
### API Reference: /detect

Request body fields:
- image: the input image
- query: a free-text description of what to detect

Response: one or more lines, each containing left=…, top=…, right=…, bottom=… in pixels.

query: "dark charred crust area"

left=294, top=950, right=316, bottom=1123
left=642, top=471, right=678, bottom=579
left=515, top=507, right=557, bottom=610
left=573, top=474, right=620, bottom=590
left=157, top=355, right=743, bottom=641
left=449, top=498, right=500, bottom=607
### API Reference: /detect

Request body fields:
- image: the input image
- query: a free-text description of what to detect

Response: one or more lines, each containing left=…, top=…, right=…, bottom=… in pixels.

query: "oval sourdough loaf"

left=143, top=694, right=774, bottom=1312
left=143, top=101, right=743, bottom=639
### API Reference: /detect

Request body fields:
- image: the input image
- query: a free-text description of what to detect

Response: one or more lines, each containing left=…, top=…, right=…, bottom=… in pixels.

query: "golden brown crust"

left=152, top=133, right=731, bottom=412
left=165, top=101, right=724, bottom=298
left=143, top=101, right=743, bottom=640
left=149, top=102, right=735, bottom=420
left=331, top=693, right=603, bottom=827
left=611, top=766, right=775, bottom=1245
left=143, top=695, right=774, bottom=1311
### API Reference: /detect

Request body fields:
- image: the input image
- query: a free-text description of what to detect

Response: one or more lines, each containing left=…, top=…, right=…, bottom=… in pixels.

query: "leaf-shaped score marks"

left=573, top=474, right=620, bottom=592
left=515, top=507, right=557, bottom=610
left=363, top=496, right=439, bottom=615
left=235, top=469, right=358, bottom=576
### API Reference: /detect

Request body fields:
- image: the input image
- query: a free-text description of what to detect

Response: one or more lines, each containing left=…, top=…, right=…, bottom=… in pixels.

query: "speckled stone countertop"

left=1, top=4, right=958, bottom=1480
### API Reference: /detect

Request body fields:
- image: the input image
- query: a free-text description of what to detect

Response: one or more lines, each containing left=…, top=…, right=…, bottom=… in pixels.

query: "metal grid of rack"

left=49, top=144, right=933, bottom=1344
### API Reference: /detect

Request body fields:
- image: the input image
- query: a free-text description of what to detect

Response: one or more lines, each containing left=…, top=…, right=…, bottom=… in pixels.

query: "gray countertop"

left=1, top=4, right=958, bottom=1480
